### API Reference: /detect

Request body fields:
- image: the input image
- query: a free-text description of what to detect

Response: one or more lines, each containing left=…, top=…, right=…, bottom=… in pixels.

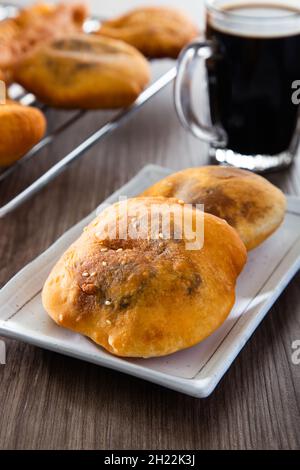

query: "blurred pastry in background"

left=13, top=34, right=151, bottom=109
left=141, top=166, right=286, bottom=251
left=0, top=2, right=88, bottom=83
left=0, top=69, right=6, bottom=85
left=98, top=6, right=199, bottom=59
left=0, top=99, right=46, bottom=166
left=42, top=197, right=247, bottom=358
left=14, top=1, right=87, bottom=29
left=0, top=15, right=20, bottom=83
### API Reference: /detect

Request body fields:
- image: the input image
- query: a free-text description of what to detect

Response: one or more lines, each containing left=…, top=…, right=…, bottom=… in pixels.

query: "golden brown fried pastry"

left=42, top=197, right=247, bottom=358
left=0, top=16, right=20, bottom=83
left=98, top=7, right=199, bottom=59
left=0, top=2, right=88, bottom=82
left=15, top=1, right=87, bottom=29
left=13, top=34, right=151, bottom=109
left=141, top=166, right=286, bottom=251
left=0, top=100, right=46, bottom=166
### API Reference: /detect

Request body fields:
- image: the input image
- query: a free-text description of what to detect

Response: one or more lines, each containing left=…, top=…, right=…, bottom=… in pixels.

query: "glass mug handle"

left=174, top=40, right=227, bottom=147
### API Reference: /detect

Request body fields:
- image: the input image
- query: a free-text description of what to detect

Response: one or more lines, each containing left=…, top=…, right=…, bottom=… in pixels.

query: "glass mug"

left=174, top=0, right=300, bottom=172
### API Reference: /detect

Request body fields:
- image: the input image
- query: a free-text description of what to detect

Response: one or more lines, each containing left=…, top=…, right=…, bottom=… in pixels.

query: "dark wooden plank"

left=0, top=73, right=300, bottom=450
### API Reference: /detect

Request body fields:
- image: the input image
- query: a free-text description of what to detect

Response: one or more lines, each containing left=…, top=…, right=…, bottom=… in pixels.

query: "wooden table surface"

left=0, top=0, right=300, bottom=451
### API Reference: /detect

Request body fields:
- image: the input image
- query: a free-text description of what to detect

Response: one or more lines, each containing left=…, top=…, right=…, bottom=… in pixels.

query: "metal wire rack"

left=0, top=3, right=177, bottom=218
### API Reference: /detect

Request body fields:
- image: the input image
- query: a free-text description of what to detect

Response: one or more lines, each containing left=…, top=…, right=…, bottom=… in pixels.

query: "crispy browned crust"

left=141, top=166, right=286, bottom=251
left=13, top=34, right=151, bottom=109
left=0, top=2, right=88, bottom=82
left=0, top=100, right=46, bottom=166
left=98, top=7, right=199, bottom=59
left=42, top=197, right=247, bottom=358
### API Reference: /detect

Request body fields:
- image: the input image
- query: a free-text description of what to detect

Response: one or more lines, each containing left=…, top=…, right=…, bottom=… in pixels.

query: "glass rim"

left=205, top=1, right=300, bottom=22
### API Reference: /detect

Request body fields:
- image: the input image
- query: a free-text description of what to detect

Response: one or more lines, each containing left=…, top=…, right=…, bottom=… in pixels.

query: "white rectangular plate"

left=1, top=164, right=300, bottom=397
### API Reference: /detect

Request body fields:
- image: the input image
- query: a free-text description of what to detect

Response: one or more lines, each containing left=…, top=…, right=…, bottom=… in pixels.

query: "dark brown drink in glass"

left=206, top=3, right=300, bottom=156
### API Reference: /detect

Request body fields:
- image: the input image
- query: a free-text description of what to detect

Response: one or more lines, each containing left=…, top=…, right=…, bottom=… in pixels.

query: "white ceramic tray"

left=1, top=164, right=300, bottom=397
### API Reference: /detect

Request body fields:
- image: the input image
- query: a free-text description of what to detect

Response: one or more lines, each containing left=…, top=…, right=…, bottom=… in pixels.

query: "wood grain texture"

left=0, top=65, right=300, bottom=450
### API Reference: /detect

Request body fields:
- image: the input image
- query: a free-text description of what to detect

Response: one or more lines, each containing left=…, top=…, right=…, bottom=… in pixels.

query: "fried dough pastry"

left=13, top=34, right=151, bottom=109
left=98, top=7, right=199, bottom=59
left=0, top=16, right=19, bottom=83
left=42, top=197, right=247, bottom=358
left=0, top=100, right=46, bottom=166
left=141, top=166, right=286, bottom=251
left=0, top=2, right=88, bottom=82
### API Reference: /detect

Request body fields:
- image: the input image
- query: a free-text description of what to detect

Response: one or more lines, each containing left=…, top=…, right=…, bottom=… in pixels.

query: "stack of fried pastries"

left=42, top=167, right=286, bottom=358
left=0, top=2, right=87, bottom=165
left=0, top=2, right=87, bottom=83
left=1, top=2, right=199, bottom=108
